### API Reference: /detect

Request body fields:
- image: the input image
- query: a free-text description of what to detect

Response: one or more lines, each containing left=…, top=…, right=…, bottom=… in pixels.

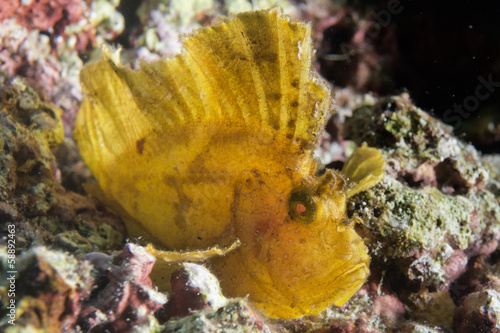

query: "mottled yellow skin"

left=74, top=8, right=384, bottom=318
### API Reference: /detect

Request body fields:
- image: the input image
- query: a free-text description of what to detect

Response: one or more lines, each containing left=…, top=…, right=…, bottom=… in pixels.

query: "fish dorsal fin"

left=342, top=145, right=385, bottom=198
left=75, top=7, right=332, bottom=172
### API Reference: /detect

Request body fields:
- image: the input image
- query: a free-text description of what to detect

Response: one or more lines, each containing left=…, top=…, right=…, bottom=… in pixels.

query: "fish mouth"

left=249, top=261, right=369, bottom=318
left=242, top=250, right=370, bottom=318
left=310, top=261, right=369, bottom=307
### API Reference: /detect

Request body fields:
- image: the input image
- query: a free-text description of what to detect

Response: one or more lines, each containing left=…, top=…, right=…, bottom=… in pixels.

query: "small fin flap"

left=342, top=145, right=385, bottom=198
left=147, top=239, right=241, bottom=262
left=83, top=182, right=160, bottom=245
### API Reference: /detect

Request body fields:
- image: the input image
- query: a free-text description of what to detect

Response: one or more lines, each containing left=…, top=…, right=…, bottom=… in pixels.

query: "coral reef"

left=317, top=4, right=400, bottom=94
left=482, top=154, right=500, bottom=198
left=344, top=95, right=500, bottom=283
left=0, top=244, right=166, bottom=332
left=312, top=92, right=500, bottom=332
left=0, top=73, right=124, bottom=255
left=0, top=0, right=124, bottom=135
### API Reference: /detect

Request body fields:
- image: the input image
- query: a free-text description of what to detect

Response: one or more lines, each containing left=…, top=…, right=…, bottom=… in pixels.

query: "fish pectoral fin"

left=147, top=239, right=241, bottom=263
left=342, top=144, right=385, bottom=198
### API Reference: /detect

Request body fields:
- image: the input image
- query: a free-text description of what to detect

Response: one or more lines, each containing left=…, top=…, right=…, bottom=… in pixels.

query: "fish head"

left=224, top=167, right=370, bottom=318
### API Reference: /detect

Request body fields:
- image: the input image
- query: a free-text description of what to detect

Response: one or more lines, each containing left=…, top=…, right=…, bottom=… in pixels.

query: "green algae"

left=362, top=175, right=473, bottom=252
left=0, top=73, right=124, bottom=255
left=344, top=93, right=500, bottom=289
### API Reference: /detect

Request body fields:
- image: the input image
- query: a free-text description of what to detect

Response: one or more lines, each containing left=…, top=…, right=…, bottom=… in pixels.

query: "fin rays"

left=233, top=19, right=270, bottom=126
left=75, top=7, right=333, bottom=170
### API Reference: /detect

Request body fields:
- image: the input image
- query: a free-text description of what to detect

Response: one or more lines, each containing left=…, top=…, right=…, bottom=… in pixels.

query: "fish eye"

left=288, top=191, right=317, bottom=223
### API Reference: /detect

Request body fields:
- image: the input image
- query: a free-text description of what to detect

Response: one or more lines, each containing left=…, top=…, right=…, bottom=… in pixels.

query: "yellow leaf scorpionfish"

left=74, top=7, right=385, bottom=319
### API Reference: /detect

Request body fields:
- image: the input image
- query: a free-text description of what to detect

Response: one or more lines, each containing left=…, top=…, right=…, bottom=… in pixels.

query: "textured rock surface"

left=0, top=0, right=124, bottom=134
left=163, top=300, right=268, bottom=333
left=326, top=94, right=498, bottom=330
left=0, top=244, right=167, bottom=332
left=343, top=95, right=500, bottom=288
left=0, top=73, right=124, bottom=256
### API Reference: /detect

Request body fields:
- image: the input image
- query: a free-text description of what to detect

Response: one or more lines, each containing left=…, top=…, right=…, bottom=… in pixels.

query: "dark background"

left=319, top=0, right=500, bottom=153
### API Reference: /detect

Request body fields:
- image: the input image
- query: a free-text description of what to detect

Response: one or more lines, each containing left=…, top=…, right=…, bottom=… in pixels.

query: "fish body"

left=74, top=8, right=384, bottom=318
